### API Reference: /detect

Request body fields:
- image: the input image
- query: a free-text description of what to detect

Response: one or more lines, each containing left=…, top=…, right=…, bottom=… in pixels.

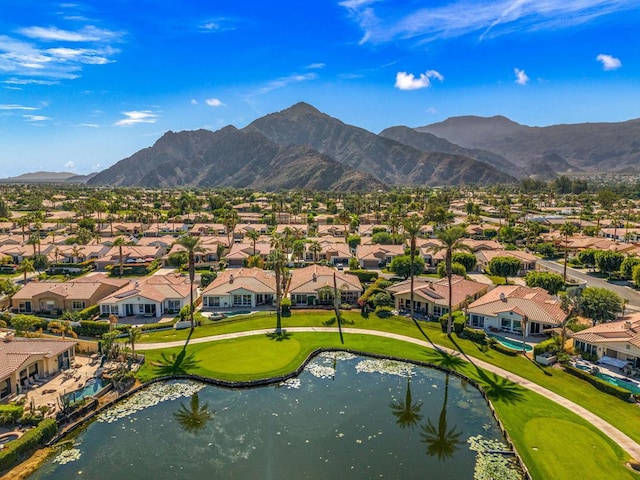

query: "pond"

left=31, top=353, right=522, bottom=479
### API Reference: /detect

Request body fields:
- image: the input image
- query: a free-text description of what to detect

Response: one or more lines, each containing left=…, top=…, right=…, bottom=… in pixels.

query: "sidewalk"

left=137, top=326, right=640, bottom=461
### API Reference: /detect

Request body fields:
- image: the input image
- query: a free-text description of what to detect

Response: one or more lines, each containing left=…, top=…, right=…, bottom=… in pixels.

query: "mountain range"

left=7, top=103, right=640, bottom=190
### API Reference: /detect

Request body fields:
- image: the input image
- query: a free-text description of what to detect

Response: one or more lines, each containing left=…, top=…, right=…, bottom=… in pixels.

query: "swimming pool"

left=595, top=373, right=640, bottom=395
left=63, top=378, right=107, bottom=404
left=488, top=334, right=533, bottom=352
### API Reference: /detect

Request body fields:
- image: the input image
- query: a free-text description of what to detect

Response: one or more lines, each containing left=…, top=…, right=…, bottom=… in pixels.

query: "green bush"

left=76, top=320, right=111, bottom=337
left=533, top=338, right=558, bottom=356
left=375, top=306, right=394, bottom=318
left=564, top=365, right=633, bottom=401
left=0, top=405, right=23, bottom=425
left=0, top=319, right=6, bottom=329
left=345, top=269, right=379, bottom=283
left=0, top=418, right=57, bottom=472
left=489, top=341, right=520, bottom=356
left=453, top=316, right=466, bottom=335
left=78, top=304, right=99, bottom=320
left=461, top=327, right=487, bottom=344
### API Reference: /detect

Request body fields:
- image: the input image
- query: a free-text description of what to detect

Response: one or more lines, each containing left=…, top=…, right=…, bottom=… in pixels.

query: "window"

left=167, top=300, right=180, bottom=311
left=470, top=315, right=484, bottom=328
left=72, top=301, right=85, bottom=310
left=233, top=294, right=252, bottom=306
left=205, top=296, right=220, bottom=307
left=100, top=305, right=118, bottom=315
left=501, top=318, right=511, bottom=329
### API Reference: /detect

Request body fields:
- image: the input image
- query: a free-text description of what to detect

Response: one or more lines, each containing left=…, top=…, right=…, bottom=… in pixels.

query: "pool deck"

left=20, top=355, right=102, bottom=414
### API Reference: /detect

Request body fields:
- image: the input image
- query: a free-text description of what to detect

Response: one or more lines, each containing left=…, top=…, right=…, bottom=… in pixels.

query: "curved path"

left=138, top=326, right=640, bottom=461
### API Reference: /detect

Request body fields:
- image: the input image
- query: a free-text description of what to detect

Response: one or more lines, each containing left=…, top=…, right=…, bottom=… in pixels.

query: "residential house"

left=467, top=285, right=568, bottom=336
left=0, top=335, right=77, bottom=400
left=98, top=273, right=194, bottom=318
left=356, top=244, right=405, bottom=269
left=386, top=275, right=488, bottom=317
left=476, top=249, right=537, bottom=276
left=201, top=268, right=276, bottom=309
left=288, top=264, right=362, bottom=306
left=572, top=314, right=640, bottom=369
left=94, top=245, right=164, bottom=271
left=303, top=238, right=351, bottom=266
left=225, top=240, right=272, bottom=268
left=12, top=274, right=129, bottom=314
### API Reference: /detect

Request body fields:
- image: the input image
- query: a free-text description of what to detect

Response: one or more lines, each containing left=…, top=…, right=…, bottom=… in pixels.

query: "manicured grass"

left=136, top=331, right=637, bottom=480
left=137, top=309, right=640, bottom=447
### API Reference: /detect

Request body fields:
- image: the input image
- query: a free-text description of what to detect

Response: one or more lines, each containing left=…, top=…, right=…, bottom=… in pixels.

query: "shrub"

left=280, top=297, right=292, bottom=313
left=0, top=418, right=57, bottom=472
left=564, top=365, right=632, bottom=401
left=200, top=272, right=217, bottom=288
left=0, top=405, right=23, bottom=425
left=78, top=305, right=100, bottom=320
left=489, top=341, right=520, bottom=356
left=345, top=270, right=379, bottom=283
left=76, top=320, right=111, bottom=337
left=0, top=319, right=6, bottom=329
left=461, top=327, right=487, bottom=344
left=533, top=338, right=558, bottom=356
left=375, top=306, right=394, bottom=318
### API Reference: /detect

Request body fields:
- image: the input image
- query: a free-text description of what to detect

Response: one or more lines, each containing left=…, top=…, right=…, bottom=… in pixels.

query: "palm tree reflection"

left=389, top=376, right=423, bottom=429
left=174, top=392, right=213, bottom=434
left=420, top=373, right=463, bottom=460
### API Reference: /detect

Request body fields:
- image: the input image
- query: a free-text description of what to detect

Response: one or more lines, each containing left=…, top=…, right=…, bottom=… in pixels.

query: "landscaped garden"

left=134, top=310, right=640, bottom=480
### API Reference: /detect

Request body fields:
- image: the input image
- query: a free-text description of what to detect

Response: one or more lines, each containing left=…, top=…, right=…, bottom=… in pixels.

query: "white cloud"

left=205, top=98, right=223, bottom=107
left=23, top=114, right=50, bottom=121
left=198, top=17, right=236, bottom=33
left=19, top=25, right=122, bottom=43
left=190, top=99, right=198, bottom=105
left=395, top=70, right=443, bottom=90
left=340, top=0, right=638, bottom=45
left=78, top=123, right=99, bottom=128
left=307, top=63, right=326, bottom=69
left=252, top=72, right=318, bottom=96
left=596, top=53, right=621, bottom=70
left=0, top=104, right=38, bottom=110
left=514, top=67, right=529, bottom=85
left=64, top=161, right=75, bottom=169
left=115, top=110, right=158, bottom=127
left=426, top=106, right=438, bottom=114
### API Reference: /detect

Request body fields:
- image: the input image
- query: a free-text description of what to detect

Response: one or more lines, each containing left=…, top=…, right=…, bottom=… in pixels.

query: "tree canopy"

left=578, top=286, right=623, bottom=325
left=390, top=255, right=425, bottom=279
left=524, top=271, right=564, bottom=295
left=488, top=256, right=521, bottom=283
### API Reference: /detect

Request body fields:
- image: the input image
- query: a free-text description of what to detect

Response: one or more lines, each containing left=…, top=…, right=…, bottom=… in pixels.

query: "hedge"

left=460, top=327, right=487, bottom=344
left=76, top=320, right=111, bottom=337
left=0, top=418, right=57, bottom=473
left=489, top=341, right=520, bottom=356
left=533, top=338, right=557, bottom=357
left=0, top=405, right=23, bottom=425
left=345, top=270, right=379, bottom=283
left=564, top=365, right=633, bottom=401
left=78, top=304, right=99, bottom=320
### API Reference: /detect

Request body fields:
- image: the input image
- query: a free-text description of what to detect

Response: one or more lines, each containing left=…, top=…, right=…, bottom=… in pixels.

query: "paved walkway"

left=138, top=326, right=640, bottom=461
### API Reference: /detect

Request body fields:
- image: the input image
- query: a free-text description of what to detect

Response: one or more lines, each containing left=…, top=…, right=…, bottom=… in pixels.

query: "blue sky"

left=0, top=0, right=638, bottom=177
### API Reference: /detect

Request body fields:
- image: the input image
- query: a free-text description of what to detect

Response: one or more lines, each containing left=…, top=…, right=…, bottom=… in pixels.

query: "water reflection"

left=174, top=392, right=213, bottom=434
left=389, top=376, right=423, bottom=429
left=420, top=373, right=463, bottom=460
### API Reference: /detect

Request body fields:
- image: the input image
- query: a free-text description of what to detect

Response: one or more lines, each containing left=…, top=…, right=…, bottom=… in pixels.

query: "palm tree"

left=309, top=240, right=322, bottom=263
left=403, top=215, right=422, bottom=322
left=176, top=233, right=203, bottom=329
left=17, top=258, right=35, bottom=284
left=128, top=327, right=142, bottom=364
left=389, top=376, right=423, bottom=429
left=559, top=221, right=578, bottom=283
left=420, top=373, right=463, bottom=460
left=113, top=236, right=128, bottom=276
left=246, top=229, right=260, bottom=256
left=173, top=392, right=212, bottom=434
left=430, top=226, right=469, bottom=335
left=268, top=233, right=287, bottom=335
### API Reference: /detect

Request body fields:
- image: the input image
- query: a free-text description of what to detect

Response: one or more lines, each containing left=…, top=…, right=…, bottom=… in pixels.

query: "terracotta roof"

left=0, top=337, right=76, bottom=379
left=288, top=265, right=362, bottom=294
left=99, top=274, right=194, bottom=304
left=386, top=275, right=487, bottom=307
left=572, top=314, right=640, bottom=348
left=468, top=285, right=567, bottom=326
left=202, top=268, right=277, bottom=295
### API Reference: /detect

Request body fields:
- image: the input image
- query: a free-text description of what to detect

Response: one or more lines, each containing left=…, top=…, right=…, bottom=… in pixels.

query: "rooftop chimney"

left=500, top=292, right=506, bottom=302
left=312, top=273, right=317, bottom=282
left=229, top=274, right=234, bottom=284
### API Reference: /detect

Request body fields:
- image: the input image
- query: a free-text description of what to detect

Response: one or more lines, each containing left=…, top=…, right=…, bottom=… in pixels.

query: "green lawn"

left=136, top=331, right=639, bottom=480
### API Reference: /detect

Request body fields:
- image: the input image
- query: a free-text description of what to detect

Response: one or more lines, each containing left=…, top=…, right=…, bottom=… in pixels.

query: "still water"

left=31, top=353, right=520, bottom=479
